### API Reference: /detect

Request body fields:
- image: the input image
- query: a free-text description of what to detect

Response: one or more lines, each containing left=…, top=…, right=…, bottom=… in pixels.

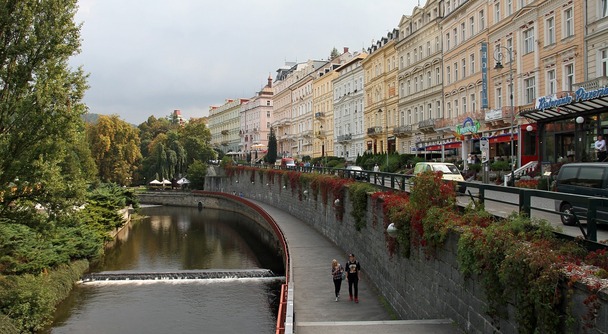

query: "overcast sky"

left=73, top=0, right=420, bottom=125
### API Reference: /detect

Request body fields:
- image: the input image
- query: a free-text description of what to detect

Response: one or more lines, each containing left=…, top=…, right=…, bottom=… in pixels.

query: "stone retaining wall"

left=204, top=173, right=608, bottom=334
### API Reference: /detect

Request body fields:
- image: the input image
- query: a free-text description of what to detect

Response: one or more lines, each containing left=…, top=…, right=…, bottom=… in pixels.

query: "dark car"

left=554, top=162, right=608, bottom=225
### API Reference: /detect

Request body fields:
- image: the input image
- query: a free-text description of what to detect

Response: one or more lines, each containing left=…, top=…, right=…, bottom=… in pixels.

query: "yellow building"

left=396, top=0, right=444, bottom=156
left=441, top=0, right=490, bottom=164
left=208, top=98, right=249, bottom=154
left=362, top=29, right=399, bottom=156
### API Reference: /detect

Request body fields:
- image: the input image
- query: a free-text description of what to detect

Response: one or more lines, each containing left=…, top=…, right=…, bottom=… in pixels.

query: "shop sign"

left=456, top=117, right=481, bottom=135
left=536, top=86, right=608, bottom=110
left=485, top=108, right=503, bottom=121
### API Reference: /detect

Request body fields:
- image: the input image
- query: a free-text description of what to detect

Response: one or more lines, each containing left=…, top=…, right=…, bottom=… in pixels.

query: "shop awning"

left=424, top=142, right=462, bottom=151
left=489, top=134, right=518, bottom=144
left=520, top=87, right=608, bottom=121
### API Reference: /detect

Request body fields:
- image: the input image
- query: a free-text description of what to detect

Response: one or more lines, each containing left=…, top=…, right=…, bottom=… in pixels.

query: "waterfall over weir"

left=80, top=269, right=280, bottom=283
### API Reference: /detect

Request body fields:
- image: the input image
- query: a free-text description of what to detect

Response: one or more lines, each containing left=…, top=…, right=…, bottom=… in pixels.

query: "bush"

left=0, top=260, right=89, bottom=333
left=491, top=160, right=511, bottom=171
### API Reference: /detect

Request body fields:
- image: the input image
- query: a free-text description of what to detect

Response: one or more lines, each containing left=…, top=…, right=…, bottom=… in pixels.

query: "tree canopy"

left=0, top=0, right=90, bottom=216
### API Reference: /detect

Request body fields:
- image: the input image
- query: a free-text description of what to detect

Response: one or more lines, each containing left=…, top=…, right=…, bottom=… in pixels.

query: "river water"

left=47, top=206, right=284, bottom=334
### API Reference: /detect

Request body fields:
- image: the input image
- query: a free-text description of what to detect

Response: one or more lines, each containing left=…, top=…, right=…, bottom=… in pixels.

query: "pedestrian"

left=595, top=135, right=607, bottom=162
left=373, top=164, right=380, bottom=173
left=345, top=253, right=361, bottom=303
left=331, top=259, right=344, bottom=302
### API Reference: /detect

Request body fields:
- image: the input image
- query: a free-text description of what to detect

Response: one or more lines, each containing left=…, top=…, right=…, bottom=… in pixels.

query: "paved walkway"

left=248, top=199, right=460, bottom=334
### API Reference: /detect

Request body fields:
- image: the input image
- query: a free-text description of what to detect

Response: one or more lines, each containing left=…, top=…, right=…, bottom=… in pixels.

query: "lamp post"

left=494, top=45, right=516, bottom=186
left=378, top=108, right=389, bottom=169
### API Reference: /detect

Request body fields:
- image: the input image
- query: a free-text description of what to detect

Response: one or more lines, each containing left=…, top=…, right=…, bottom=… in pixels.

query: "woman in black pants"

left=331, top=259, right=344, bottom=301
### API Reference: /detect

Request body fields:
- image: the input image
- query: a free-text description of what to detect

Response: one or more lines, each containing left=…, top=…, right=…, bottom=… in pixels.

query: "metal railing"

left=242, top=163, right=607, bottom=247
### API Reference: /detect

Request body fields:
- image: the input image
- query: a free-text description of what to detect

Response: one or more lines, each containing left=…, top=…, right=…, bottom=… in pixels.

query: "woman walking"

left=331, top=259, right=344, bottom=301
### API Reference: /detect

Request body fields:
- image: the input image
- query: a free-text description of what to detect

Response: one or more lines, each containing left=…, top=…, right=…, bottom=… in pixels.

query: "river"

left=47, top=205, right=284, bottom=334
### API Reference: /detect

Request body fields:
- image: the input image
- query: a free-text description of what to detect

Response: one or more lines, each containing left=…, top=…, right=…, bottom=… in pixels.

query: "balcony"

left=367, top=126, right=384, bottom=137
left=434, top=118, right=455, bottom=134
left=418, top=119, right=435, bottom=133
left=337, top=134, right=352, bottom=143
left=393, top=125, right=413, bottom=137
left=221, top=130, right=229, bottom=135
left=485, top=107, right=514, bottom=127
left=315, top=112, right=325, bottom=119
left=575, top=77, right=608, bottom=91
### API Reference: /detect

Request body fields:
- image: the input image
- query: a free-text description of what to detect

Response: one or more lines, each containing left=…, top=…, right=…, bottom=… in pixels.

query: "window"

left=461, top=23, right=466, bottom=42
left=523, top=27, right=535, bottom=54
left=407, top=80, right=411, bottom=94
left=427, top=71, right=432, bottom=87
left=480, top=10, right=485, bottom=30
left=564, top=8, right=574, bottom=38
left=447, top=66, right=451, bottom=83
left=564, top=63, right=575, bottom=91
left=427, top=41, right=431, bottom=56
left=546, top=17, right=555, bottom=45
left=471, top=93, right=477, bottom=112
left=603, top=0, right=608, bottom=18
left=462, top=59, right=466, bottom=78
left=470, top=17, right=475, bottom=36
left=400, top=56, right=404, bottom=69
left=462, top=96, right=467, bottom=114
left=507, top=0, right=513, bottom=16
left=436, top=67, right=441, bottom=84
left=506, top=38, right=513, bottom=57
left=446, top=33, right=451, bottom=50
left=414, top=48, right=418, bottom=62
left=454, top=62, right=458, bottom=81
left=400, top=81, right=404, bottom=96
left=454, top=99, right=459, bottom=116
left=524, top=77, right=536, bottom=104
left=454, top=28, right=458, bottom=46
left=415, top=77, right=419, bottom=91
left=495, top=2, right=501, bottom=22
left=547, top=69, right=556, bottom=95
left=436, top=101, right=441, bottom=118
left=470, top=54, right=475, bottom=74
left=496, top=87, right=503, bottom=108
left=447, top=102, right=451, bottom=118
left=435, top=36, right=440, bottom=52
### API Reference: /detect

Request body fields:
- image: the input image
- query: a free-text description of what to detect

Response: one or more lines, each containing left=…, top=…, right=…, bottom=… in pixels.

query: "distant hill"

left=82, top=113, right=100, bottom=124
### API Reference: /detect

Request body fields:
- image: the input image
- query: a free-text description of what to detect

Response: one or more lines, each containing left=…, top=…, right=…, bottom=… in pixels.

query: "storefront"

left=520, top=86, right=608, bottom=164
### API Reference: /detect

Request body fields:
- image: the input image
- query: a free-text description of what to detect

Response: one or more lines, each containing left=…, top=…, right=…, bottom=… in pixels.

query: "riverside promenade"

left=247, top=199, right=459, bottom=334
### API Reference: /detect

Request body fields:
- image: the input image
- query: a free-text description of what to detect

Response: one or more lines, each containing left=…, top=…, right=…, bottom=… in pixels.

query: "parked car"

left=346, top=165, right=367, bottom=180
left=279, top=158, right=296, bottom=169
left=413, top=162, right=466, bottom=193
left=554, top=162, right=608, bottom=225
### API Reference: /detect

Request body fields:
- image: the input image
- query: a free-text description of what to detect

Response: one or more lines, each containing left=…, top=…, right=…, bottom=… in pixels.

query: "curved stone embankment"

left=203, top=174, right=608, bottom=334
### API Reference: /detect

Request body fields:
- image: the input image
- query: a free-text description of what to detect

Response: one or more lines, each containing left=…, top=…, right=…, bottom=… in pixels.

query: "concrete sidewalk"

left=248, top=199, right=460, bottom=334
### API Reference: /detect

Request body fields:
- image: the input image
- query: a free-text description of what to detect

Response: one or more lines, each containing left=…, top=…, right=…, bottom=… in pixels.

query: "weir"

left=81, top=269, right=278, bottom=282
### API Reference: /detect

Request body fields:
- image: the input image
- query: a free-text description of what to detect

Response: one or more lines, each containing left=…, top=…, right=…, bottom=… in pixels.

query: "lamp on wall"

left=576, top=116, right=584, bottom=124
left=526, top=125, right=533, bottom=132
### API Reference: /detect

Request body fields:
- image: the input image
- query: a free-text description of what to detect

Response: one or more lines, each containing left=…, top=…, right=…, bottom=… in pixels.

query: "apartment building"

left=441, top=0, right=489, bottom=164
left=332, top=52, right=368, bottom=161
left=208, top=98, right=249, bottom=154
left=396, top=0, right=445, bottom=156
left=239, top=76, right=273, bottom=161
left=272, top=62, right=297, bottom=158
left=362, top=29, right=400, bottom=155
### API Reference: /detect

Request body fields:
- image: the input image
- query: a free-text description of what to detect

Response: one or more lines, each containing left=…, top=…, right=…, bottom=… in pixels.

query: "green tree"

left=179, top=118, right=215, bottom=167
left=0, top=0, right=90, bottom=216
left=87, top=115, right=142, bottom=185
left=187, top=160, right=207, bottom=189
left=265, top=128, right=278, bottom=164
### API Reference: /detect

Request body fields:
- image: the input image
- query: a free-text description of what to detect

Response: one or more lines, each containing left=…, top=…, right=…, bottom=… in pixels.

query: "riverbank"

left=0, top=207, right=133, bottom=333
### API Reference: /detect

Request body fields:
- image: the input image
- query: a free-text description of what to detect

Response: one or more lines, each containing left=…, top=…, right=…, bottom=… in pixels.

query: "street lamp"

left=378, top=108, right=389, bottom=169
left=494, top=45, right=516, bottom=186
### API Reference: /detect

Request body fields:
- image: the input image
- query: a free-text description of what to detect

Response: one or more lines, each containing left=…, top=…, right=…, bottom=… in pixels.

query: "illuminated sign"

left=536, top=86, right=608, bottom=110
left=456, top=117, right=481, bottom=135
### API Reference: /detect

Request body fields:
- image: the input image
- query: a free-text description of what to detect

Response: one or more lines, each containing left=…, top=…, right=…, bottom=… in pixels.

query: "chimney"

left=267, top=74, right=273, bottom=88
left=343, top=47, right=349, bottom=54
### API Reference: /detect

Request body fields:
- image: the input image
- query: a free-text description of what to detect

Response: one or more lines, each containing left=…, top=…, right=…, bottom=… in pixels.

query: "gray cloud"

left=73, top=0, right=419, bottom=124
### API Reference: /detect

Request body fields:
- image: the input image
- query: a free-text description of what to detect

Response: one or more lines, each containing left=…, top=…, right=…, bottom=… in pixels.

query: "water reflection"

left=48, top=206, right=283, bottom=334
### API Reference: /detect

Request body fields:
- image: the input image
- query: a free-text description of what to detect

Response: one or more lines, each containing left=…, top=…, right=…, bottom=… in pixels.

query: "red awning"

left=489, top=134, right=518, bottom=144
left=425, top=142, right=462, bottom=151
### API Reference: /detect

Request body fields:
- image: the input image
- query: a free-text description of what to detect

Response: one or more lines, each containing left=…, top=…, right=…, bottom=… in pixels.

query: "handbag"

left=341, top=270, right=346, bottom=280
